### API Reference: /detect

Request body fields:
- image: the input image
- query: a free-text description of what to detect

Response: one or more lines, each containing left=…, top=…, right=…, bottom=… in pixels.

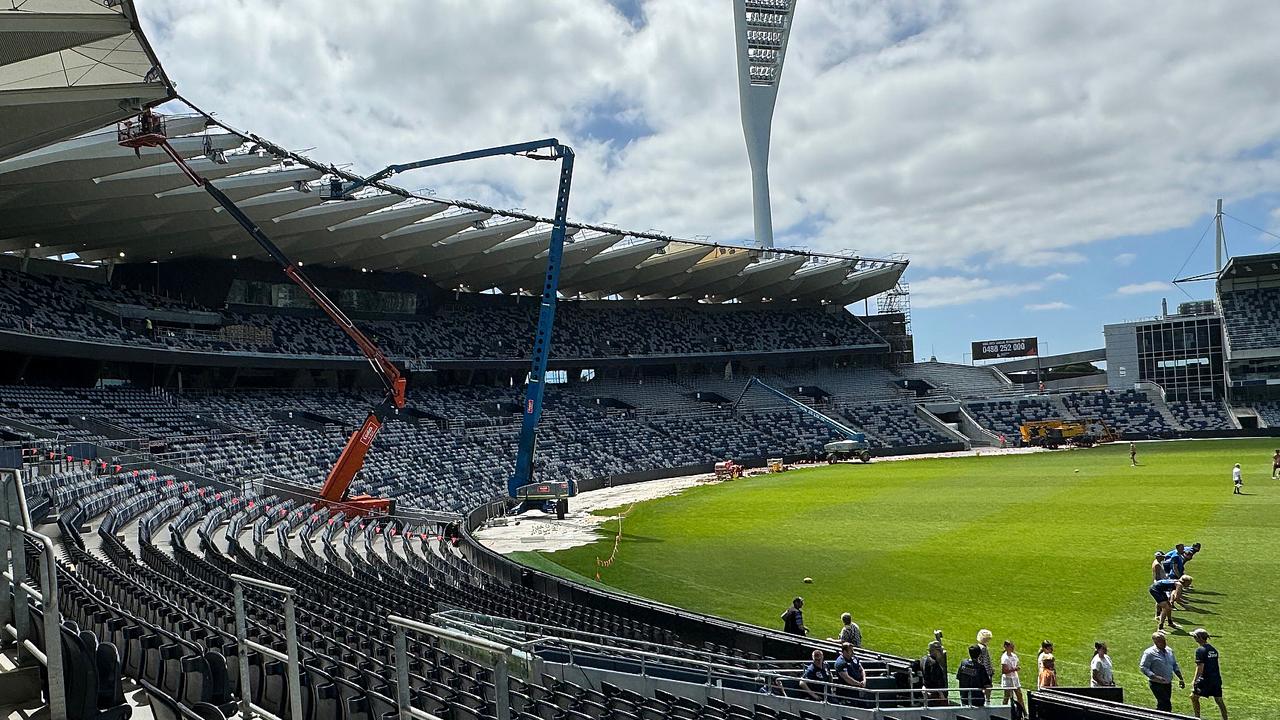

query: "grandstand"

left=3, top=5, right=1278, bottom=720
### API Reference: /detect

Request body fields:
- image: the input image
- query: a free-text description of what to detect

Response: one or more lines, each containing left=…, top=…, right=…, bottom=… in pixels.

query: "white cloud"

left=911, top=275, right=1042, bottom=308
left=1114, top=252, right=1138, bottom=266
left=1025, top=301, right=1072, bottom=311
left=1115, top=281, right=1171, bottom=295
left=1044, top=272, right=1070, bottom=282
left=138, top=1, right=1280, bottom=274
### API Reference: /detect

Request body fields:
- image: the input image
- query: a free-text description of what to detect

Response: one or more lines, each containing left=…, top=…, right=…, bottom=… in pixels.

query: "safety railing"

left=389, top=615, right=519, bottom=720
left=232, top=573, right=303, bottom=720
left=0, top=469, right=67, bottom=720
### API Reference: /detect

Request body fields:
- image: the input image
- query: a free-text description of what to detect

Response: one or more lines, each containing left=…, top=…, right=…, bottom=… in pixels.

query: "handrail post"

left=35, top=532, right=66, bottom=720
left=282, top=594, right=303, bottom=720
left=394, top=625, right=412, bottom=720
left=0, top=471, right=14, bottom=652
left=233, top=582, right=252, bottom=720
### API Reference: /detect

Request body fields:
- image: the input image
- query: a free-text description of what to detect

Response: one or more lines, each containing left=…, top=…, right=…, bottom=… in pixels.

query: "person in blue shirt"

left=1163, top=544, right=1187, bottom=578
left=1140, top=632, right=1185, bottom=712
left=833, top=642, right=866, bottom=703
left=799, top=649, right=833, bottom=701
left=1150, top=575, right=1191, bottom=631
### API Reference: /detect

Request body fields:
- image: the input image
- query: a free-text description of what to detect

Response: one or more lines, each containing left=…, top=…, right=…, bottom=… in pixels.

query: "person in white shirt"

left=999, top=639, right=1024, bottom=708
left=1036, top=640, right=1054, bottom=674
left=1232, top=463, right=1242, bottom=495
left=1091, top=642, right=1116, bottom=687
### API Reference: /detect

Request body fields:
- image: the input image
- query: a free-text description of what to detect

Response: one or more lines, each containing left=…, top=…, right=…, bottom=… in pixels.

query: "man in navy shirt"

left=956, top=644, right=992, bottom=707
left=782, top=597, right=808, bottom=636
left=800, top=649, right=833, bottom=701
left=1190, top=628, right=1227, bottom=720
left=834, top=642, right=866, bottom=703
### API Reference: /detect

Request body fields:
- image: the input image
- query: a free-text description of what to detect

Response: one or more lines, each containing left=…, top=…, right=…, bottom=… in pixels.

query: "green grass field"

left=520, top=439, right=1280, bottom=719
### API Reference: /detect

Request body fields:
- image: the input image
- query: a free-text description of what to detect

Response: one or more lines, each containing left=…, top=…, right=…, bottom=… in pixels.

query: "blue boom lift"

left=336, top=139, right=578, bottom=504
left=732, top=377, right=873, bottom=463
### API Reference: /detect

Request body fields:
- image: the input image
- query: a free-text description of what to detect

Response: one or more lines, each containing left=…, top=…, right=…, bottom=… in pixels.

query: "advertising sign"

left=971, top=337, right=1038, bottom=360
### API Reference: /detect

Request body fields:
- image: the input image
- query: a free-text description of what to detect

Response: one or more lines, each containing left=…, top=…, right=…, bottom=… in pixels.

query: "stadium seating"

left=1218, top=285, right=1280, bottom=350
left=1251, top=400, right=1280, bottom=427
left=891, top=361, right=1012, bottom=399
left=13, top=466, right=922, bottom=720
left=1167, top=400, right=1236, bottom=431
left=963, top=397, right=1060, bottom=439
left=1061, top=390, right=1176, bottom=434
left=0, top=267, right=884, bottom=361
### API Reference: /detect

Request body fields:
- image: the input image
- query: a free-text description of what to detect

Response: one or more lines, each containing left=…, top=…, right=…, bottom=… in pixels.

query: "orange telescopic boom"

left=120, top=112, right=398, bottom=515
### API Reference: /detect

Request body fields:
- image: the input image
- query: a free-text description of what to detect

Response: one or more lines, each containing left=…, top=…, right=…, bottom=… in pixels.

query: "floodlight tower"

left=732, top=0, right=796, bottom=249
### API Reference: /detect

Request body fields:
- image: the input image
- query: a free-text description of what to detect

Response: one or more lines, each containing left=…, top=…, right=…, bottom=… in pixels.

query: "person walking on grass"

left=1190, top=628, right=1227, bottom=720
left=999, top=640, right=1024, bottom=709
left=1090, top=642, right=1116, bottom=688
left=1131, top=442, right=1138, bottom=466
left=782, top=597, right=808, bottom=636
left=1232, top=463, right=1243, bottom=494
left=1140, top=631, right=1185, bottom=712
left=1272, top=449, right=1280, bottom=480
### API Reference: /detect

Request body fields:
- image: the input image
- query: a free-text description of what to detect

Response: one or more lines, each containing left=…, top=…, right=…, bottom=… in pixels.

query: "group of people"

left=1149, top=542, right=1199, bottom=631
left=920, top=632, right=1114, bottom=712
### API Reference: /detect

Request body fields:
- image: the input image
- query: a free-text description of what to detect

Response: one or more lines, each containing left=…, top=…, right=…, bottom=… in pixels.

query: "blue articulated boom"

left=342, top=139, right=577, bottom=500
left=732, top=377, right=868, bottom=444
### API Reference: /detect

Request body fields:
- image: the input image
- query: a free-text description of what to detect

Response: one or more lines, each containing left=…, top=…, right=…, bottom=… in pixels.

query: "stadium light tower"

left=732, top=0, right=796, bottom=250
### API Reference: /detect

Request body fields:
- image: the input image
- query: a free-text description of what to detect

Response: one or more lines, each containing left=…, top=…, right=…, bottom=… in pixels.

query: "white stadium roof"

left=0, top=4, right=907, bottom=304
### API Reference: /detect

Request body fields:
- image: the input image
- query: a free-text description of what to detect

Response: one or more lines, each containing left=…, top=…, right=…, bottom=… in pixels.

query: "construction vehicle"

left=119, top=112, right=576, bottom=512
left=1019, top=419, right=1116, bottom=449
left=732, top=377, right=872, bottom=463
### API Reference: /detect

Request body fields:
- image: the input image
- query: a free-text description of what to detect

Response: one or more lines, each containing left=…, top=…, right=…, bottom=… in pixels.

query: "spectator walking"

left=1190, top=628, right=1227, bottom=720
left=1140, top=631, right=1185, bottom=712
left=782, top=597, right=808, bottom=635
left=956, top=644, right=992, bottom=707
left=833, top=612, right=862, bottom=647
left=799, top=649, right=832, bottom=701
left=976, top=629, right=995, bottom=701
left=1232, top=463, right=1243, bottom=494
left=1036, top=640, right=1054, bottom=674
left=922, top=641, right=948, bottom=706
left=1090, top=642, right=1116, bottom=687
left=999, top=639, right=1024, bottom=709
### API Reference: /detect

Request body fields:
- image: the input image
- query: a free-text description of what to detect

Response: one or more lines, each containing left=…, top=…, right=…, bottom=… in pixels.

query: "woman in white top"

left=1090, top=641, right=1116, bottom=687
left=1000, top=639, right=1024, bottom=708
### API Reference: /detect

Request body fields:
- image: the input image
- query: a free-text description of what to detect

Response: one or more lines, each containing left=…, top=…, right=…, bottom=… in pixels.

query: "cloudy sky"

left=139, top=0, right=1280, bottom=362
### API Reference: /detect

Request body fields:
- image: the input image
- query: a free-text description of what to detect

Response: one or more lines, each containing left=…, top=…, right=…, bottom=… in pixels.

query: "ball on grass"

left=1074, top=469, right=1080, bottom=473
left=803, top=577, right=813, bottom=584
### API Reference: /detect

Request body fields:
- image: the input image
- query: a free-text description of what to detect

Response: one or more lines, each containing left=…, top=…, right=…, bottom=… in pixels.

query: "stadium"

left=1, top=3, right=1278, bottom=720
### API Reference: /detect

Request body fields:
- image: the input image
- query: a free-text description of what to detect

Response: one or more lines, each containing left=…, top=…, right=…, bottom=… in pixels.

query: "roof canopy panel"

left=0, top=9, right=906, bottom=304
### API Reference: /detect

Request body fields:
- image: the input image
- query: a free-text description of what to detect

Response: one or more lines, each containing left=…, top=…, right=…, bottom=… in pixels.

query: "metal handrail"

left=232, top=573, right=302, bottom=720
left=388, top=616, right=488, bottom=720
left=0, top=469, right=67, bottom=720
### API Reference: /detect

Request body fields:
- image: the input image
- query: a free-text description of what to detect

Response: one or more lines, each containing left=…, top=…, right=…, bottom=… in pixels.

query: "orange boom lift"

left=119, top=112, right=400, bottom=515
